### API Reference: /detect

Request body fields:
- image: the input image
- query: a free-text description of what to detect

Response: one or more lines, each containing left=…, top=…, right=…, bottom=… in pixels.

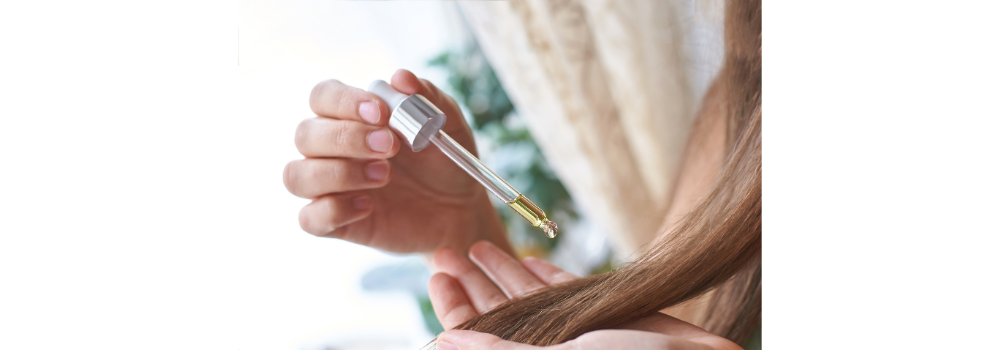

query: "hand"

left=428, top=241, right=741, bottom=350
left=283, top=69, right=511, bottom=254
left=435, top=330, right=722, bottom=350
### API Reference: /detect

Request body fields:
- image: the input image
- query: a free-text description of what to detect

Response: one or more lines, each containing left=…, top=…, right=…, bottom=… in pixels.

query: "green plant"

left=428, top=45, right=575, bottom=253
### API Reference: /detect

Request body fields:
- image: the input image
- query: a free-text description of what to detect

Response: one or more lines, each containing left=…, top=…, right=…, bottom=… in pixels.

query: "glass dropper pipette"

left=368, top=80, right=557, bottom=238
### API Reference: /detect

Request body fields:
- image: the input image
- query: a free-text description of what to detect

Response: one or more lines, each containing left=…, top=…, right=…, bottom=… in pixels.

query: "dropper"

left=368, top=80, right=557, bottom=238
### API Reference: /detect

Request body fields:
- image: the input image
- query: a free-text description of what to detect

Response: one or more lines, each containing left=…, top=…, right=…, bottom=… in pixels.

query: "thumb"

left=436, top=330, right=549, bottom=350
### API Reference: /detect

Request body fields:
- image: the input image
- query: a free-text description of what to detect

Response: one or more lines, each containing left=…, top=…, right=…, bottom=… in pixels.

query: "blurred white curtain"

left=460, top=0, right=724, bottom=255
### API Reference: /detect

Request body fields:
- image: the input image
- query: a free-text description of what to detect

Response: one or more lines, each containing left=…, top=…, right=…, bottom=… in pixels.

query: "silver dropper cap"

left=367, top=80, right=447, bottom=151
left=366, top=79, right=557, bottom=239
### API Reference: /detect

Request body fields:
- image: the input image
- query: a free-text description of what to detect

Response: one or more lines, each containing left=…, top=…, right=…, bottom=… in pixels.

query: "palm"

left=429, top=242, right=741, bottom=350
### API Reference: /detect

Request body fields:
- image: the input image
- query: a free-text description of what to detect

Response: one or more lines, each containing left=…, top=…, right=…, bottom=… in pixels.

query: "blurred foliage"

left=428, top=44, right=576, bottom=254
left=411, top=42, right=581, bottom=336
left=588, top=258, right=617, bottom=276
left=417, top=294, right=444, bottom=335
left=360, top=43, right=608, bottom=340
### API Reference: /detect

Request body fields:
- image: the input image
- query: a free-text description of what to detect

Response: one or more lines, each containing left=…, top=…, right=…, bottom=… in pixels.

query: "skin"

left=284, top=69, right=512, bottom=255
left=429, top=241, right=741, bottom=350
left=286, top=70, right=733, bottom=348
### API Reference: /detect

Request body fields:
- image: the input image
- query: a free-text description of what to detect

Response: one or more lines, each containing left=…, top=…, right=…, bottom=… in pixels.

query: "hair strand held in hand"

left=453, top=0, right=762, bottom=345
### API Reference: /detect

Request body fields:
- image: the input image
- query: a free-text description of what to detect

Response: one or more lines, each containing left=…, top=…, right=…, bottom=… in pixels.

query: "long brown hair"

left=453, top=0, right=762, bottom=345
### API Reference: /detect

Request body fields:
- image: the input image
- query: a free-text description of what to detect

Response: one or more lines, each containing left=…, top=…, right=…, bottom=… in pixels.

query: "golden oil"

left=507, top=194, right=558, bottom=238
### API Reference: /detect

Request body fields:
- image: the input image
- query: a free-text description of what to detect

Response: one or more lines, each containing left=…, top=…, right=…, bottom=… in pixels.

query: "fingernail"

left=365, top=161, right=389, bottom=181
left=359, top=101, right=380, bottom=125
left=367, top=129, right=393, bottom=153
left=352, top=196, right=372, bottom=210
left=436, top=340, right=458, bottom=350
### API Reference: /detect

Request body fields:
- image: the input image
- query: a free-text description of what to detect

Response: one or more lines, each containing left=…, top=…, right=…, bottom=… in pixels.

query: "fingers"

left=284, top=159, right=391, bottom=199
left=521, top=257, right=579, bottom=285
left=309, top=79, right=390, bottom=125
left=428, top=273, right=480, bottom=330
left=390, top=69, right=440, bottom=99
left=437, top=330, right=679, bottom=350
left=297, top=192, right=373, bottom=237
left=432, top=247, right=509, bottom=313
left=468, top=241, right=546, bottom=298
left=437, top=330, right=551, bottom=350
left=295, top=118, right=399, bottom=158
left=565, top=330, right=678, bottom=349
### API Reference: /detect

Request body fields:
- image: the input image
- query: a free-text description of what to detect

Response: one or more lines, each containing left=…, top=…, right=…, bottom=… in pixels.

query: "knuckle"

left=311, top=79, right=350, bottom=116
left=283, top=162, right=296, bottom=193
left=313, top=79, right=342, bottom=96
left=328, top=160, right=350, bottom=182
left=332, top=121, right=354, bottom=152
left=294, top=119, right=311, bottom=151
left=286, top=161, right=310, bottom=196
left=309, top=80, right=335, bottom=113
left=335, top=85, right=358, bottom=117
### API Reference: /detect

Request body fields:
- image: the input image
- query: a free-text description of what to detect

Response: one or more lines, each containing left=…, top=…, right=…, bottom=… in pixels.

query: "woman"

left=283, top=0, right=760, bottom=348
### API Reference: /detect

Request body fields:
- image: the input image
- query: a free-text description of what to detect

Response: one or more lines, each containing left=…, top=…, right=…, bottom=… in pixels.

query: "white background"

left=2, top=1, right=999, bottom=349
left=2, top=1, right=469, bottom=349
